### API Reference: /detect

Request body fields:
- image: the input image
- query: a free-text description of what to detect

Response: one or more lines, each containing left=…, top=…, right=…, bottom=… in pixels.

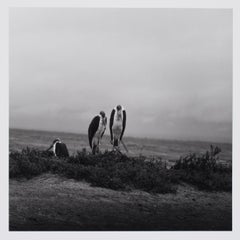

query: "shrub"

left=9, top=145, right=231, bottom=193
left=172, top=145, right=232, bottom=191
left=9, top=148, right=175, bottom=194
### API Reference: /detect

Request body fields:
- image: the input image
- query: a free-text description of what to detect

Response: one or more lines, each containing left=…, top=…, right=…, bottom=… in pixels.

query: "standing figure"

left=46, top=138, right=69, bottom=157
left=109, top=105, right=126, bottom=151
left=88, top=111, right=107, bottom=154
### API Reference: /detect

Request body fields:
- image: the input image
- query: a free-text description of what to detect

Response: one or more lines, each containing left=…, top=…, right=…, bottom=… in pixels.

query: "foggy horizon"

left=9, top=127, right=232, bottom=144
left=10, top=8, right=232, bottom=143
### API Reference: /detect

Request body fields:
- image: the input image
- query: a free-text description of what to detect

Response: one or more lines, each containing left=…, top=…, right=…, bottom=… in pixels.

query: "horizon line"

left=9, top=127, right=232, bottom=145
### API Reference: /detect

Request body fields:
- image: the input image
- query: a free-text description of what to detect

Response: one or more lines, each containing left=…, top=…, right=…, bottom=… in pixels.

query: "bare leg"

left=92, top=137, right=100, bottom=155
left=112, top=138, right=122, bottom=154
left=96, top=145, right=99, bottom=154
left=92, top=145, right=97, bottom=155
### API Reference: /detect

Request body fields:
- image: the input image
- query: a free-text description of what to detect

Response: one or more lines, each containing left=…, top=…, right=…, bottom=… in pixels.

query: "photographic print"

left=9, top=8, right=232, bottom=231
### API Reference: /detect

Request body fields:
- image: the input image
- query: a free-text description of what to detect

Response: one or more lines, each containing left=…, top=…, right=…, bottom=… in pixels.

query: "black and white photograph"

left=8, top=6, right=233, bottom=232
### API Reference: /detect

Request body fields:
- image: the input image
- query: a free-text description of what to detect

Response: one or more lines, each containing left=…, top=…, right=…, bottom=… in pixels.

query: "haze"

left=9, top=8, right=232, bottom=143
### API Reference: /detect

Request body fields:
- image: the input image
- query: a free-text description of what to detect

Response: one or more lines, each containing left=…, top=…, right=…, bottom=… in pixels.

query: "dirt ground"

left=9, top=173, right=232, bottom=231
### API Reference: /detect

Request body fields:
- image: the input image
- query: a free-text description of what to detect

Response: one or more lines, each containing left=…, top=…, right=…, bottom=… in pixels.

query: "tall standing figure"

left=88, top=111, right=107, bottom=154
left=109, top=105, right=126, bottom=150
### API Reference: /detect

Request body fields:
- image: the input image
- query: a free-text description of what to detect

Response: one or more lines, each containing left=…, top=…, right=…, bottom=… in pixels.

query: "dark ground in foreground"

left=9, top=174, right=232, bottom=231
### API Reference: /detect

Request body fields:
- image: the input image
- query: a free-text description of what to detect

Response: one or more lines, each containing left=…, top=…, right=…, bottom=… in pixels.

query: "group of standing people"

left=47, top=105, right=127, bottom=157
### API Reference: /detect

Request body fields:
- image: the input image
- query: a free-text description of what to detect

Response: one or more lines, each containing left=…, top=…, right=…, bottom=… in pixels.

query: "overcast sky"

left=9, top=8, right=232, bottom=143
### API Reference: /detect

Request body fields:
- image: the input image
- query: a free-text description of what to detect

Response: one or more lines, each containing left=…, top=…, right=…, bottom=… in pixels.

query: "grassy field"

left=10, top=174, right=231, bottom=231
left=9, top=128, right=232, bottom=231
left=10, top=128, right=232, bottom=165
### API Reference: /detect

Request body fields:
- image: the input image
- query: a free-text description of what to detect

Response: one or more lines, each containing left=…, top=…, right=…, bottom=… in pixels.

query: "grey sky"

left=9, top=8, right=232, bottom=143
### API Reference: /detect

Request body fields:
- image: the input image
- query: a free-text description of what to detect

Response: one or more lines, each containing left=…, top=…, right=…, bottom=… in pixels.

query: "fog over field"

left=9, top=8, right=232, bottom=143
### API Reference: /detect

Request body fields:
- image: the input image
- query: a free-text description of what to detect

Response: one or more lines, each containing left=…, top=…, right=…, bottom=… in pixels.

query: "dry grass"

left=9, top=148, right=175, bottom=193
left=172, top=145, right=232, bottom=191
left=9, top=173, right=232, bottom=231
left=9, top=146, right=232, bottom=193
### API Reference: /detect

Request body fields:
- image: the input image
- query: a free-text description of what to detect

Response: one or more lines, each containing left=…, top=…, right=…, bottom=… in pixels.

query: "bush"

left=9, top=148, right=51, bottom=179
left=171, top=145, right=232, bottom=191
left=9, top=148, right=175, bottom=194
left=9, top=145, right=231, bottom=193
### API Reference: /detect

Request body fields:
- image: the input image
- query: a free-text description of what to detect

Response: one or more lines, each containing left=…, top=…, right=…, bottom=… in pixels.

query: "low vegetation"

left=172, top=145, right=232, bottom=191
left=9, top=145, right=232, bottom=193
left=9, top=148, right=175, bottom=193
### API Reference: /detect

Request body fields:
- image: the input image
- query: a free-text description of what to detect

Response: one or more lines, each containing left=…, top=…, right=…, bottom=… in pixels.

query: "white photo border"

left=1, top=0, right=239, bottom=240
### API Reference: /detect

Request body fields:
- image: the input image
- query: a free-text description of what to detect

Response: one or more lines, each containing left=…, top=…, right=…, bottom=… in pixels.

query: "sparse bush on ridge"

left=9, top=145, right=232, bottom=193
left=172, top=145, right=232, bottom=191
left=9, top=148, right=175, bottom=193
